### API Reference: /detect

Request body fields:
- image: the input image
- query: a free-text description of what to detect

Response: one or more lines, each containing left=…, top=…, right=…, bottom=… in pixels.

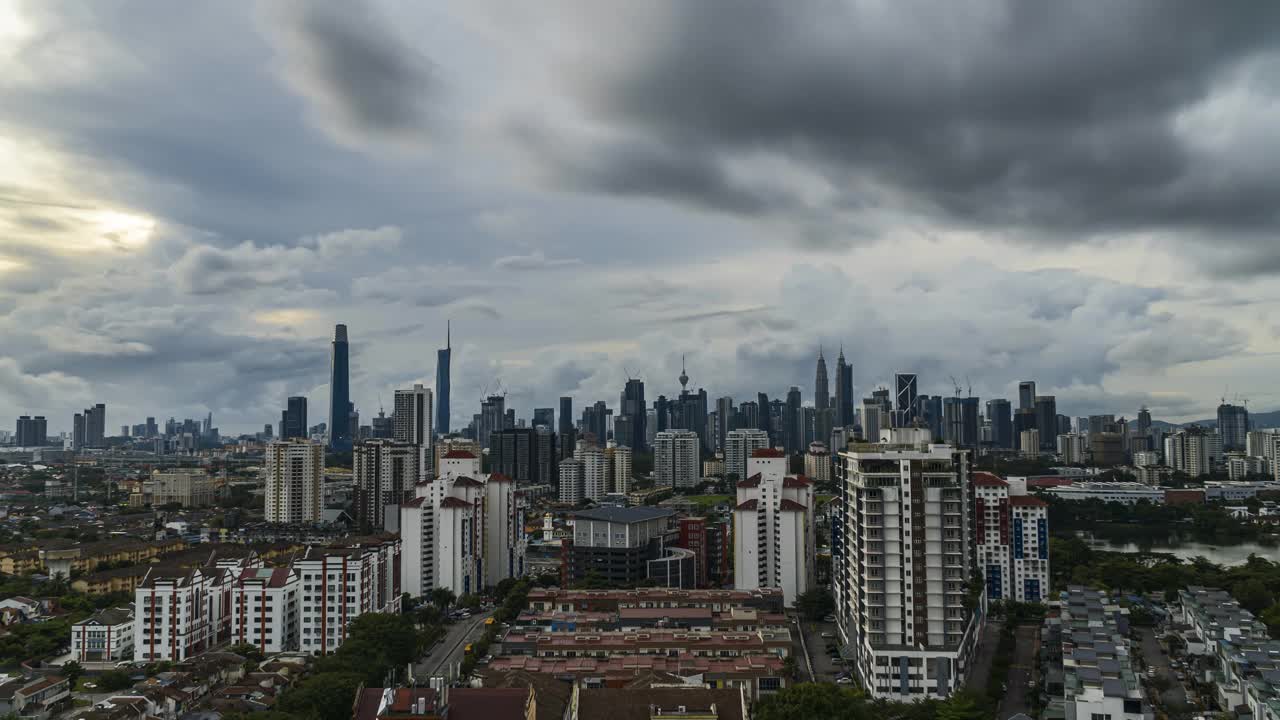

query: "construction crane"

left=949, top=375, right=962, bottom=398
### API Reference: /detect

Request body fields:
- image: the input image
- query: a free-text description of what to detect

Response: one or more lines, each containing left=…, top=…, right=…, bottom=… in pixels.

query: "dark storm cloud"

left=271, top=0, right=438, bottom=142
left=522, top=1, right=1280, bottom=262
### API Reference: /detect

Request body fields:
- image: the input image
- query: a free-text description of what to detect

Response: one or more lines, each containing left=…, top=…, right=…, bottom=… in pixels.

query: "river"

left=1080, top=534, right=1276, bottom=566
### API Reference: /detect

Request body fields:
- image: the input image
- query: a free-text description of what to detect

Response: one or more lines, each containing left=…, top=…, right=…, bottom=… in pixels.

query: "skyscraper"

left=85, top=403, right=106, bottom=448
left=1136, top=406, right=1152, bottom=439
left=1217, top=403, right=1250, bottom=451
left=72, top=413, right=85, bottom=450
left=783, top=386, right=803, bottom=454
left=621, top=378, right=646, bottom=451
left=478, top=395, right=506, bottom=449
left=435, top=321, right=451, bottom=436
left=894, top=373, right=918, bottom=427
left=814, top=348, right=830, bottom=411
left=558, top=396, right=575, bottom=459
left=1034, top=395, right=1057, bottom=451
left=715, top=396, right=735, bottom=452
left=533, top=407, right=554, bottom=429
left=734, top=449, right=815, bottom=605
left=835, top=347, right=854, bottom=427
left=724, top=428, right=770, bottom=481
left=1017, top=381, right=1037, bottom=411
left=491, top=427, right=554, bottom=486
left=264, top=439, right=323, bottom=524
left=328, top=324, right=351, bottom=451
left=654, top=430, right=701, bottom=488
left=280, top=396, right=308, bottom=440
left=986, top=398, right=1013, bottom=449
left=353, top=439, right=420, bottom=531
left=15, top=416, right=47, bottom=447
left=393, top=384, right=433, bottom=446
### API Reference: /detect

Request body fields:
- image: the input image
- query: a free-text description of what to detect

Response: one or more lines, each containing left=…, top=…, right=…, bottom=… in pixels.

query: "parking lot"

left=800, top=617, right=854, bottom=685
left=1138, top=627, right=1192, bottom=718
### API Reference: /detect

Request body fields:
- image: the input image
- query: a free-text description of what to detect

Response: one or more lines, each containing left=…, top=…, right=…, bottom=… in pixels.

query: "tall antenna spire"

left=447, top=319, right=451, bottom=350
left=679, top=354, right=689, bottom=391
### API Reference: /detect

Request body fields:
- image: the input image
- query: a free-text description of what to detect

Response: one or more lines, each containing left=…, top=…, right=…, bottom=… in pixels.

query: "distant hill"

left=1152, top=409, right=1280, bottom=431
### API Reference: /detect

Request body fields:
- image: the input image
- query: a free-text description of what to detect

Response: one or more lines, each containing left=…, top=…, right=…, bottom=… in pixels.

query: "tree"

left=1260, top=602, right=1280, bottom=639
left=754, top=683, right=872, bottom=720
left=96, top=670, right=135, bottom=692
left=429, top=587, right=456, bottom=610
left=277, top=672, right=365, bottom=720
left=228, top=642, right=265, bottom=664
left=937, top=691, right=989, bottom=720
left=60, top=660, right=84, bottom=688
left=795, top=588, right=835, bottom=621
left=1232, top=578, right=1273, bottom=615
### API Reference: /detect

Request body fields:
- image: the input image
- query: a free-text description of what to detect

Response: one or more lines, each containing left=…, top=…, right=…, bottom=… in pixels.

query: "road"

left=799, top=619, right=846, bottom=682
left=998, top=625, right=1040, bottom=719
left=1139, top=627, right=1190, bottom=718
left=414, top=613, right=491, bottom=682
left=965, top=622, right=1000, bottom=694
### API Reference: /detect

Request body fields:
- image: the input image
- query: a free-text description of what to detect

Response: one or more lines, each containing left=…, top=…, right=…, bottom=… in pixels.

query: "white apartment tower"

left=1057, top=433, right=1086, bottom=465
left=972, top=472, right=1050, bottom=603
left=231, top=567, right=300, bottom=654
left=296, top=538, right=402, bottom=655
left=353, top=439, right=420, bottom=531
left=264, top=439, right=323, bottom=524
left=610, top=445, right=633, bottom=494
left=399, top=450, right=524, bottom=598
left=804, top=442, right=832, bottom=485
left=558, top=459, right=584, bottom=505
left=834, top=434, right=979, bottom=699
left=1164, top=427, right=1224, bottom=476
left=135, top=554, right=257, bottom=662
left=393, top=383, right=433, bottom=479
left=655, top=430, right=701, bottom=488
left=733, top=448, right=816, bottom=606
left=724, top=429, right=771, bottom=481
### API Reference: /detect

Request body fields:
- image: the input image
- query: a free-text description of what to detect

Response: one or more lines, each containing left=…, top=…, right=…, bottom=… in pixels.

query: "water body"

left=1081, top=534, right=1274, bottom=567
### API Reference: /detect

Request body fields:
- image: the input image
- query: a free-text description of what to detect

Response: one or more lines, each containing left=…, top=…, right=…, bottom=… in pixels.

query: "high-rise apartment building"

left=135, top=555, right=249, bottom=662
left=1020, top=429, right=1040, bottom=456
left=399, top=451, right=523, bottom=598
left=715, top=396, right=735, bottom=453
left=724, top=428, right=771, bottom=481
left=436, top=321, right=451, bottom=435
left=654, top=430, right=701, bottom=489
left=609, top=445, right=633, bottom=494
left=834, top=434, right=978, bottom=699
left=328, top=325, right=351, bottom=451
left=490, top=427, right=555, bottom=486
left=1217, top=403, right=1250, bottom=451
left=15, top=415, right=47, bottom=447
left=733, top=449, right=815, bottom=605
left=297, top=538, right=402, bottom=654
left=231, top=566, right=300, bottom=654
left=1057, top=433, right=1087, bottom=464
left=1164, top=427, right=1224, bottom=477
left=1034, top=396, right=1057, bottom=451
left=264, top=439, right=323, bottom=524
left=972, top=472, right=1049, bottom=603
left=804, top=442, right=831, bottom=485
left=353, top=439, right=420, bottom=531
left=393, top=384, right=432, bottom=448
left=85, top=404, right=106, bottom=447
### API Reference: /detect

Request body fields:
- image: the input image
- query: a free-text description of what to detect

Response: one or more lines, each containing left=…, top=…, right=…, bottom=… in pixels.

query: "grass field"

left=680, top=494, right=734, bottom=509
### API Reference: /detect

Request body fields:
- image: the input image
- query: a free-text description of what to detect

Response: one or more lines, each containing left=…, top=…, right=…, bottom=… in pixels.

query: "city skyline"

left=3, top=4, right=1280, bottom=433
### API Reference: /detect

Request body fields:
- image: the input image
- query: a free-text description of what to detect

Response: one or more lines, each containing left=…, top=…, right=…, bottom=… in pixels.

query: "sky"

left=2, top=1, right=1279, bottom=435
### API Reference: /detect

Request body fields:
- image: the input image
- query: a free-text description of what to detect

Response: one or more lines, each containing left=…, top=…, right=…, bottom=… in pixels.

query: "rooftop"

left=573, top=507, right=676, bottom=524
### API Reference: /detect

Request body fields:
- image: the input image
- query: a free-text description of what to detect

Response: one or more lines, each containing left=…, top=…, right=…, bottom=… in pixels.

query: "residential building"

left=1177, top=586, right=1280, bottom=718
left=130, top=470, right=216, bottom=508
left=71, top=607, right=134, bottom=662
left=399, top=451, right=524, bottom=597
left=724, top=429, right=770, bottom=482
left=280, top=396, right=308, bottom=440
left=609, top=445, right=632, bottom=494
left=15, top=415, right=48, bottom=447
left=297, top=538, right=402, bottom=654
left=804, top=442, right=831, bottom=485
left=353, top=440, right=420, bottom=531
left=558, top=458, right=584, bottom=505
left=1045, top=587, right=1148, bottom=720
left=655, top=430, right=701, bottom=489
left=264, top=439, right=323, bottom=524
left=565, top=507, right=677, bottom=587
left=393, top=384, right=433, bottom=451
left=834, top=434, right=979, bottom=699
left=1019, top=429, right=1040, bottom=456
left=491, top=427, right=555, bottom=486
left=525, top=587, right=784, bottom=614
left=134, top=555, right=252, bottom=662
left=231, top=567, right=299, bottom=654
left=1227, top=454, right=1268, bottom=480
left=1056, top=433, right=1086, bottom=465
left=972, top=473, right=1050, bottom=603
left=0, top=675, right=69, bottom=720
left=733, top=449, right=816, bottom=606
left=1132, top=450, right=1160, bottom=468
left=1164, top=426, right=1224, bottom=476
left=85, top=403, right=106, bottom=447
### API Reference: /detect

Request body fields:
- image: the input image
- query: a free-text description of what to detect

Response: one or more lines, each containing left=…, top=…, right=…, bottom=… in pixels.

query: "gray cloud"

left=492, top=251, right=582, bottom=271
left=515, top=1, right=1280, bottom=266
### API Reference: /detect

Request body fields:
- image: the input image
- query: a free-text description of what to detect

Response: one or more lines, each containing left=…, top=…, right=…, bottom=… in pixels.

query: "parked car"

left=821, top=631, right=835, bottom=638
left=836, top=676, right=854, bottom=685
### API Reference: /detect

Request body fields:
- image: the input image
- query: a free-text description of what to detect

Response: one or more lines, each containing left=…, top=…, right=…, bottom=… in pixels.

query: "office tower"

left=1164, top=426, right=1223, bottom=476
left=835, top=347, right=854, bottom=427
left=1087, top=414, right=1115, bottom=437
left=353, top=439, right=420, bottom=531
left=756, top=392, right=771, bottom=434
left=15, top=415, right=47, bottom=447
left=942, top=396, right=980, bottom=448
left=1033, top=396, right=1057, bottom=451
left=916, top=395, right=944, bottom=441
left=1217, top=403, right=1250, bottom=451
left=478, top=395, right=506, bottom=449
left=835, top=435, right=978, bottom=699
left=782, top=387, right=802, bottom=454
left=436, top=321, right=451, bottom=435
left=328, top=324, right=351, bottom=451
left=1057, top=414, right=1071, bottom=436
left=815, top=348, right=830, bottom=410
left=894, top=373, right=918, bottom=427
left=72, top=413, right=85, bottom=450
left=581, top=401, right=610, bottom=444
left=491, top=427, right=554, bottom=486
left=653, top=395, right=670, bottom=433
left=724, top=428, right=771, bottom=481
left=858, top=398, right=884, bottom=442
left=654, top=430, right=701, bottom=488
left=392, top=384, right=433, bottom=448
left=533, top=407, right=554, bottom=429
left=400, top=452, right=523, bottom=596
left=297, top=538, right=402, bottom=653
left=814, top=407, right=835, bottom=452
left=973, top=472, right=1049, bottom=603
left=1136, top=406, right=1152, bottom=439
left=280, top=396, right=308, bottom=440
left=85, top=403, right=106, bottom=447
left=620, top=378, right=647, bottom=451
left=145, top=417, right=158, bottom=437
left=985, top=399, right=1012, bottom=449
left=349, top=404, right=360, bottom=446
left=504, top=408, right=515, bottom=430
left=558, top=396, right=576, bottom=459
left=733, top=449, right=815, bottom=605
left=264, top=439, right=323, bottom=524
left=715, top=396, right=735, bottom=453
left=1018, top=381, right=1036, bottom=411
left=1057, top=433, right=1087, bottom=464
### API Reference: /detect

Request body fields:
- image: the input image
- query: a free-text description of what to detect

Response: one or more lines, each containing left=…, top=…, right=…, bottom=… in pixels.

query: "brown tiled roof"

left=576, top=688, right=745, bottom=720
left=443, top=450, right=477, bottom=459
left=447, top=688, right=529, bottom=720
left=453, top=476, right=484, bottom=488
left=972, top=472, right=1009, bottom=488
left=440, top=497, right=472, bottom=509
left=736, top=474, right=761, bottom=488
left=750, top=448, right=785, bottom=458
left=1009, top=495, right=1049, bottom=508
left=778, top=499, right=808, bottom=512
left=734, top=500, right=758, bottom=511
left=782, top=476, right=811, bottom=488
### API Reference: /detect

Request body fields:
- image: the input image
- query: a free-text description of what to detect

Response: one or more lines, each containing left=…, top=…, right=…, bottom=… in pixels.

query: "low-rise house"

left=0, top=674, right=71, bottom=720
left=0, top=596, right=41, bottom=621
left=66, top=696, right=151, bottom=720
left=568, top=686, right=748, bottom=720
